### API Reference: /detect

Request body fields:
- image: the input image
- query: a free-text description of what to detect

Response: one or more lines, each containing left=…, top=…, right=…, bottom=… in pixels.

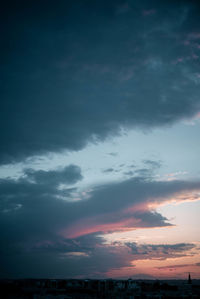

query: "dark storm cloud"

left=1, top=0, right=200, bottom=163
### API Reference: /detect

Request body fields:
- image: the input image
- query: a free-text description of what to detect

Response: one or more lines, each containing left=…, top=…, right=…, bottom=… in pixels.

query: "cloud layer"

left=0, top=164, right=200, bottom=278
left=2, top=0, right=200, bottom=163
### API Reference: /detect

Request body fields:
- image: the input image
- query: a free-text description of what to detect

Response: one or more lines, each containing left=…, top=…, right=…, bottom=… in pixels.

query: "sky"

left=1, top=0, right=200, bottom=279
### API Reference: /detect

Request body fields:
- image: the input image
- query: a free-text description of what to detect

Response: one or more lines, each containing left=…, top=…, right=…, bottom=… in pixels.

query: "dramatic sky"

left=1, top=0, right=200, bottom=279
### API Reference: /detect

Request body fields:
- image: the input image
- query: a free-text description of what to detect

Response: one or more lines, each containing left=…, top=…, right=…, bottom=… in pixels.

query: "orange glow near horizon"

left=106, top=251, right=200, bottom=279
left=59, top=191, right=200, bottom=279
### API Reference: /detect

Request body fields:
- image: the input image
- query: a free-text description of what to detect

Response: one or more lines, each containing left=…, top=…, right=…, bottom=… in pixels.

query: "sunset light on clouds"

left=1, top=0, right=200, bottom=280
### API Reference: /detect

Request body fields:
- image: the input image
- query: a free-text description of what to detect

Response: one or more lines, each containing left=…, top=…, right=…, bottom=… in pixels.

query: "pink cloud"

left=60, top=181, right=200, bottom=239
left=62, top=217, right=142, bottom=239
left=61, top=203, right=171, bottom=239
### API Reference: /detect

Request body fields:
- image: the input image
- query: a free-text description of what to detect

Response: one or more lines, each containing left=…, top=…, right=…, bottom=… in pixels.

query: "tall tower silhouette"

left=188, top=272, right=192, bottom=284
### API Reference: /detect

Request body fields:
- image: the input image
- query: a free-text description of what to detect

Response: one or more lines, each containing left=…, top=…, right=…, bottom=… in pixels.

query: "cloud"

left=126, top=243, right=196, bottom=260
left=1, top=229, right=196, bottom=278
left=23, top=165, right=83, bottom=186
left=143, top=159, right=162, bottom=169
left=196, top=262, right=200, bottom=267
left=0, top=232, right=133, bottom=279
left=134, top=168, right=153, bottom=177
left=156, top=263, right=197, bottom=270
left=107, top=152, right=118, bottom=157
left=124, top=170, right=134, bottom=176
left=1, top=0, right=200, bottom=163
left=1, top=0, right=200, bottom=280
left=1, top=169, right=200, bottom=244
left=103, top=168, right=115, bottom=173
left=0, top=164, right=200, bottom=277
left=0, top=165, right=83, bottom=246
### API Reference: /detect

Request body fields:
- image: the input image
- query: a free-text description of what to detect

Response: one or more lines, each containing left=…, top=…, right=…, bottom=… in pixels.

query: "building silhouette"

left=188, top=272, right=192, bottom=284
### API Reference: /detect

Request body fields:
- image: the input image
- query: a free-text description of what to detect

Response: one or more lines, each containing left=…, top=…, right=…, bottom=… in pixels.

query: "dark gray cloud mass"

left=1, top=0, right=200, bottom=163
left=23, top=165, right=83, bottom=186
left=0, top=164, right=200, bottom=277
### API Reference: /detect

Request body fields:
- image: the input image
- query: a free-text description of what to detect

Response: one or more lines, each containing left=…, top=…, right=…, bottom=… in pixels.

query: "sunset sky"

left=1, top=0, right=200, bottom=279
